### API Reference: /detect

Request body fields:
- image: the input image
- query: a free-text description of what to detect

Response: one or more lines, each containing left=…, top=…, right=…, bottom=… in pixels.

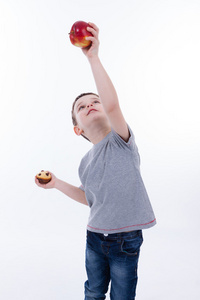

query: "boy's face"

left=73, top=95, right=109, bottom=137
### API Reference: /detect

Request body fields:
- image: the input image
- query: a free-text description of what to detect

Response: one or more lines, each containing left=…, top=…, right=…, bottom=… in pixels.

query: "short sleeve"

left=110, top=124, right=136, bottom=150
left=79, top=184, right=85, bottom=192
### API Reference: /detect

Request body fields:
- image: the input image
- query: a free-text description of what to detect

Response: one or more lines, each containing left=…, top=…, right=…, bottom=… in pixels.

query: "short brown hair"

left=71, top=92, right=99, bottom=142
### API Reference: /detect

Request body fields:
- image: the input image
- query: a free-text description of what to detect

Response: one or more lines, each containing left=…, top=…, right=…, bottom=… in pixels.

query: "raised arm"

left=82, top=23, right=130, bottom=142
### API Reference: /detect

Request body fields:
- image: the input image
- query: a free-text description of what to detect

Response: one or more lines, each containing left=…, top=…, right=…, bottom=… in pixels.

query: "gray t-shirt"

left=79, top=126, right=156, bottom=234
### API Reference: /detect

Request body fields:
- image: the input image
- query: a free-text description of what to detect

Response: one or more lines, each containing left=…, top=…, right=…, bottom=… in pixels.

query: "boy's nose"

left=87, top=103, right=93, bottom=108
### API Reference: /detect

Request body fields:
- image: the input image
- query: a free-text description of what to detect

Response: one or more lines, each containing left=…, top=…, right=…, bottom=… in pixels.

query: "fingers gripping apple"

left=69, top=21, right=93, bottom=48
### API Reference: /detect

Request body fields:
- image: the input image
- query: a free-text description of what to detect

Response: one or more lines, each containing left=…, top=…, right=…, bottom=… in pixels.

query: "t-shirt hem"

left=87, top=218, right=156, bottom=234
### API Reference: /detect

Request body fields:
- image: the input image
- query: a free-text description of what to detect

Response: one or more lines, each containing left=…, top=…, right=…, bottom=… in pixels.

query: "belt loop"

left=117, top=232, right=121, bottom=243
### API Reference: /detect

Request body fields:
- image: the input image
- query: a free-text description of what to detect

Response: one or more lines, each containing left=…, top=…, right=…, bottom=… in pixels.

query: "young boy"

left=35, top=23, right=156, bottom=300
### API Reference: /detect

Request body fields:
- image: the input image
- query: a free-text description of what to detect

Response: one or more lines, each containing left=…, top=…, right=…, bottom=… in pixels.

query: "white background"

left=0, top=0, right=200, bottom=299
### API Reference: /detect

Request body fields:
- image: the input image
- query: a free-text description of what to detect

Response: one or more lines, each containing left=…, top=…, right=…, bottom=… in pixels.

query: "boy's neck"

left=87, top=126, right=111, bottom=145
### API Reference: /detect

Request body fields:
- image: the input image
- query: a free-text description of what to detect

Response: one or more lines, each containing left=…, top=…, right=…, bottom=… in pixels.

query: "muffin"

left=36, top=170, right=52, bottom=184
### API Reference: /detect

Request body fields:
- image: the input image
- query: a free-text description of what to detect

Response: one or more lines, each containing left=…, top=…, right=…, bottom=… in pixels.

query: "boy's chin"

left=89, top=113, right=107, bottom=121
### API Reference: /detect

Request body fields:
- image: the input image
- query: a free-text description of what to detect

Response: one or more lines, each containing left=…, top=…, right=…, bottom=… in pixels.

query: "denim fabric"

left=84, top=230, right=143, bottom=300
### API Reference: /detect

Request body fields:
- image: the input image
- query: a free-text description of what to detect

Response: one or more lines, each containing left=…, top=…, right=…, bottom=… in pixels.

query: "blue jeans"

left=84, top=229, right=143, bottom=300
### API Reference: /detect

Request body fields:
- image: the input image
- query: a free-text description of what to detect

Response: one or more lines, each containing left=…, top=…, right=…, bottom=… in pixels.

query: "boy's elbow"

left=83, top=198, right=88, bottom=206
left=81, top=191, right=88, bottom=205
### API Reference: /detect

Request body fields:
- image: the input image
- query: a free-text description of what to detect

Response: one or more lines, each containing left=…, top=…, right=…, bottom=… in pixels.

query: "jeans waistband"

left=87, top=229, right=142, bottom=241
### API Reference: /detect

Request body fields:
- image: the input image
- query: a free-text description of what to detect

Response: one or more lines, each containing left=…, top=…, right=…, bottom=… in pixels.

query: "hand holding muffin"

left=35, top=170, right=56, bottom=189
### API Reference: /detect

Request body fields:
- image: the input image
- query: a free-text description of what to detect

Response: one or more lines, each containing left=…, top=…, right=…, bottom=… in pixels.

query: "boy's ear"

left=74, top=126, right=83, bottom=136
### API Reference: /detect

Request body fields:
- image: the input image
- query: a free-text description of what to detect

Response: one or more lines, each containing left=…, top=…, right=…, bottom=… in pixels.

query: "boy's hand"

left=82, top=23, right=99, bottom=59
left=35, top=171, right=57, bottom=189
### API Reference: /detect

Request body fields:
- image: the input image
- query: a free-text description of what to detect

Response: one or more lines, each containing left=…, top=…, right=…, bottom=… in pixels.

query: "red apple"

left=69, top=21, right=93, bottom=48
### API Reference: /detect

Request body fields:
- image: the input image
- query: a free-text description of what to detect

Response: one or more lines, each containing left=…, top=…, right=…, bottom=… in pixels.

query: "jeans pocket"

left=120, top=233, right=143, bottom=256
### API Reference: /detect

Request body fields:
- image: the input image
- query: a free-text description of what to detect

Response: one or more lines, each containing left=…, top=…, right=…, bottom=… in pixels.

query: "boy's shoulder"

left=110, top=125, right=136, bottom=149
left=81, top=125, right=136, bottom=161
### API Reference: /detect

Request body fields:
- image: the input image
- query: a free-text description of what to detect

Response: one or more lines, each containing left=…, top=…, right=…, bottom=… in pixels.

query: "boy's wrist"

left=87, top=55, right=100, bottom=65
left=54, top=178, right=62, bottom=190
